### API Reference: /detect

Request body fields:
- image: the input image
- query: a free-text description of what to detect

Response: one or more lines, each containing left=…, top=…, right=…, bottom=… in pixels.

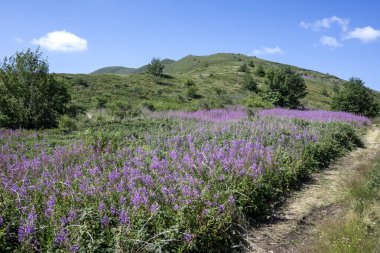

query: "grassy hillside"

left=133, top=58, right=176, bottom=74
left=91, top=66, right=136, bottom=75
left=62, top=53, right=375, bottom=115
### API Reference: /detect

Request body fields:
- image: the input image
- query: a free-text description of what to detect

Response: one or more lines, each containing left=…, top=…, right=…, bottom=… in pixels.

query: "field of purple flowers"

left=0, top=109, right=367, bottom=252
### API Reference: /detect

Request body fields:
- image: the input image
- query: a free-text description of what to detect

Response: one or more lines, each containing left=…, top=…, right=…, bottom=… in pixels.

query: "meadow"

left=0, top=108, right=367, bottom=252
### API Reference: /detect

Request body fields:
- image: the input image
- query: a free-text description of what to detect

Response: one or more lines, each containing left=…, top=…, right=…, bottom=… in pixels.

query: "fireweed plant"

left=0, top=108, right=367, bottom=252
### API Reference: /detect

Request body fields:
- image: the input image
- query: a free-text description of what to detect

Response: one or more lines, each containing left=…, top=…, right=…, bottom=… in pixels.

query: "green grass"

left=91, top=66, right=136, bottom=75
left=64, top=53, right=362, bottom=114
left=304, top=146, right=380, bottom=253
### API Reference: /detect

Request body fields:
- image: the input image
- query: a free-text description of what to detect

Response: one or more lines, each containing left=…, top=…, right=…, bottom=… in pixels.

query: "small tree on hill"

left=254, top=65, right=266, bottom=77
left=238, top=63, right=249, bottom=72
left=248, top=60, right=255, bottom=68
left=0, top=48, right=71, bottom=129
left=331, top=77, right=379, bottom=117
left=187, top=86, right=201, bottom=99
left=262, top=67, right=307, bottom=108
left=243, top=73, right=257, bottom=92
left=146, top=57, right=165, bottom=77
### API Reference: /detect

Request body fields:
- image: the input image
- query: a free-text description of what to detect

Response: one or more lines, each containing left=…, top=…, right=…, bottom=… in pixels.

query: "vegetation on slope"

left=70, top=53, right=356, bottom=117
left=91, top=66, right=136, bottom=75
left=303, top=143, right=380, bottom=253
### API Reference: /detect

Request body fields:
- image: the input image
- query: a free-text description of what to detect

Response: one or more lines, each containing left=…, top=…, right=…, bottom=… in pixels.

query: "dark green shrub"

left=58, top=115, right=77, bottom=133
left=213, top=87, right=225, bottom=95
left=187, top=86, right=201, bottom=99
left=244, top=95, right=274, bottom=109
left=107, top=100, right=133, bottom=119
left=254, top=65, right=266, bottom=77
left=76, top=77, right=89, bottom=87
left=331, top=77, right=379, bottom=118
left=262, top=67, right=307, bottom=108
left=146, top=57, right=165, bottom=77
left=95, top=95, right=108, bottom=109
left=248, top=60, right=255, bottom=68
left=0, top=48, right=71, bottom=129
left=142, top=102, right=155, bottom=111
left=321, top=87, right=329, bottom=97
left=184, top=79, right=195, bottom=87
left=242, top=73, right=257, bottom=92
left=238, top=63, right=249, bottom=72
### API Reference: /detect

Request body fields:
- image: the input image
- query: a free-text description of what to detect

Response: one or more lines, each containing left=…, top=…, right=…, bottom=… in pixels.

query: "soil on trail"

left=245, top=125, right=380, bottom=253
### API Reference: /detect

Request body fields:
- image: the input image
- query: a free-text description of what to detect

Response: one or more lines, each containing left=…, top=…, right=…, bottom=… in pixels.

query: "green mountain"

left=133, top=58, right=176, bottom=74
left=92, top=59, right=176, bottom=75
left=91, top=66, right=136, bottom=75
left=59, top=53, right=379, bottom=113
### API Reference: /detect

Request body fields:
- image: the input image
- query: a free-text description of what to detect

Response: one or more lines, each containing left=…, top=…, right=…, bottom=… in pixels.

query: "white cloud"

left=253, top=46, right=283, bottom=55
left=344, top=26, right=380, bottom=43
left=320, top=36, right=342, bottom=47
left=300, top=16, right=349, bottom=32
left=31, top=30, right=87, bottom=52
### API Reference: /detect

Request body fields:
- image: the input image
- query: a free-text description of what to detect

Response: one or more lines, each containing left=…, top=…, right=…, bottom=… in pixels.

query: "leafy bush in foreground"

left=0, top=48, right=71, bottom=129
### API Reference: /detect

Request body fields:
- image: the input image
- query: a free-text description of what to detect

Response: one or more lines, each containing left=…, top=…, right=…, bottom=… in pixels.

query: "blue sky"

left=1, top=0, right=380, bottom=90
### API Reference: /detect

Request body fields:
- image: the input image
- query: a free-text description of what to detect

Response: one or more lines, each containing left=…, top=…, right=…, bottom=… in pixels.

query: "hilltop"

left=59, top=53, right=379, bottom=114
left=91, top=66, right=136, bottom=75
left=91, top=59, right=176, bottom=75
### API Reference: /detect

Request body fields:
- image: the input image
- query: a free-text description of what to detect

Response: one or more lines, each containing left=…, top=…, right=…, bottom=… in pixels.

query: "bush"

left=0, top=48, right=71, bottom=129
left=262, top=67, right=307, bottom=108
left=95, top=95, right=108, bottom=109
left=141, top=102, right=156, bottom=111
left=254, top=65, right=266, bottom=77
left=248, top=60, right=255, bottom=68
left=107, top=100, right=134, bottom=119
left=213, top=87, right=225, bottom=95
left=321, top=87, right=329, bottom=97
left=146, top=57, right=165, bottom=77
left=238, top=63, right=249, bottom=72
left=242, top=73, right=257, bottom=92
left=331, top=77, right=379, bottom=118
left=244, top=95, right=273, bottom=110
left=58, top=115, right=78, bottom=133
left=187, top=86, right=201, bottom=99
left=184, top=79, right=195, bottom=87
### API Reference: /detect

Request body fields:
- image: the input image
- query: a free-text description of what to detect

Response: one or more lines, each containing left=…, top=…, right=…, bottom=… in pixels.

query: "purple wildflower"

left=119, top=209, right=130, bottom=225
left=101, top=216, right=110, bottom=227
left=55, top=228, right=68, bottom=245
left=184, top=232, right=194, bottom=243
left=18, top=208, right=37, bottom=243
left=98, top=201, right=106, bottom=213
left=70, top=244, right=80, bottom=253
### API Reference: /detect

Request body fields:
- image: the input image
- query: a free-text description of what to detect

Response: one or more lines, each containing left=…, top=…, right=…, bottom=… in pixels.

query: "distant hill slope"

left=91, top=66, right=135, bottom=75
left=61, top=53, right=379, bottom=113
left=92, top=59, right=176, bottom=75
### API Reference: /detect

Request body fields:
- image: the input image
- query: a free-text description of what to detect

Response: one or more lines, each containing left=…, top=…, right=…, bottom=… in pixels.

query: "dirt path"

left=245, top=125, right=380, bottom=253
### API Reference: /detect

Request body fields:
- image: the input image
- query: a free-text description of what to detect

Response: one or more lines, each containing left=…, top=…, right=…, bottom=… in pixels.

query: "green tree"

left=108, top=100, right=133, bottom=120
left=186, top=86, right=201, bottom=99
left=254, top=65, right=266, bottom=77
left=262, top=67, right=307, bottom=108
left=146, top=57, right=165, bottom=77
left=238, top=63, right=249, bottom=72
left=242, top=73, right=257, bottom=92
left=332, top=82, right=341, bottom=93
left=0, top=48, right=71, bottom=129
left=248, top=60, right=255, bottom=68
left=331, top=77, right=379, bottom=117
